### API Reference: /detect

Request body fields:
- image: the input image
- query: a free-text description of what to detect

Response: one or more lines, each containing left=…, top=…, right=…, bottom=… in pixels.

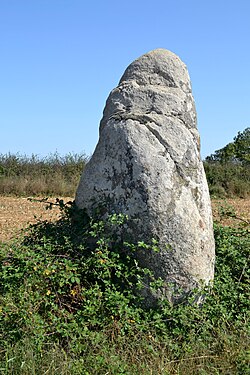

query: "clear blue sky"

left=1, top=0, right=249, bottom=159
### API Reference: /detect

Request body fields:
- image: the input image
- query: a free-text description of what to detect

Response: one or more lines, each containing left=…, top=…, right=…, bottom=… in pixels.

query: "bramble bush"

left=0, top=200, right=249, bottom=374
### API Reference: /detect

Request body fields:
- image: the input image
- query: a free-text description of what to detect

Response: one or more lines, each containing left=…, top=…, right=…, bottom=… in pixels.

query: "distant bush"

left=204, top=127, right=250, bottom=198
left=0, top=152, right=88, bottom=196
left=206, top=127, right=250, bottom=165
left=204, top=161, right=250, bottom=198
left=1, top=130, right=249, bottom=199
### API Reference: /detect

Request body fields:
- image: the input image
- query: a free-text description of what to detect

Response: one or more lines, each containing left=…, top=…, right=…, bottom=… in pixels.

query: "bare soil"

left=211, top=198, right=250, bottom=228
left=0, top=196, right=73, bottom=243
left=0, top=196, right=249, bottom=243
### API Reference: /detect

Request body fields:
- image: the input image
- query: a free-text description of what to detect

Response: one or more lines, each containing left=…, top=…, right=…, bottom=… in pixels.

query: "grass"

left=0, top=152, right=88, bottom=196
left=0, top=150, right=249, bottom=373
left=0, top=152, right=249, bottom=198
left=0, top=200, right=249, bottom=374
left=2, top=333, right=248, bottom=374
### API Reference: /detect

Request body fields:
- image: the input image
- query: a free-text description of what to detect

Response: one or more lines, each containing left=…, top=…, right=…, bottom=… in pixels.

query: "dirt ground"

left=0, top=196, right=249, bottom=243
left=0, top=196, right=73, bottom=243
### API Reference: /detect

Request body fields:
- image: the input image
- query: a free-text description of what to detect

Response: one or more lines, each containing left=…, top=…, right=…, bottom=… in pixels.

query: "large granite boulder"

left=76, top=49, right=215, bottom=305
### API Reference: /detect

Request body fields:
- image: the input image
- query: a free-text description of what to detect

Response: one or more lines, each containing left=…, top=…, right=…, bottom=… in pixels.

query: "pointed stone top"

left=120, top=48, right=191, bottom=92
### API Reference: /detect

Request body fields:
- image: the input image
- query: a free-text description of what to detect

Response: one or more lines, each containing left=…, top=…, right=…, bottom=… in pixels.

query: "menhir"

left=75, top=49, right=215, bottom=305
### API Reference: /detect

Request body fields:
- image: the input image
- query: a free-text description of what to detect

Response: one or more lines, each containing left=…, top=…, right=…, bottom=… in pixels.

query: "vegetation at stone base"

left=0, top=201, right=249, bottom=374
left=0, top=152, right=88, bottom=196
left=204, top=127, right=250, bottom=198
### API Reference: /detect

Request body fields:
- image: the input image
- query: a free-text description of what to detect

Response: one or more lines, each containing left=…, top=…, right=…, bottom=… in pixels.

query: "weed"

left=0, top=152, right=88, bottom=196
left=1, top=151, right=249, bottom=198
left=0, top=200, right=249, bottom=374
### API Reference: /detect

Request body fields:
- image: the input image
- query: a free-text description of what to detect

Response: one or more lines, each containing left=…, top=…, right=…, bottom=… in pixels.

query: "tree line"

left=204, top=127, right=249, bottom=197
left=0, top=128, right=249, bottom=197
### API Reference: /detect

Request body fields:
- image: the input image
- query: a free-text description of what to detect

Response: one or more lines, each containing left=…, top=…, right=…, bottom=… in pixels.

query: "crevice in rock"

left=152, top=67, right=177, bottom=88
left=141, top=122, right=190, bottom=184
left=105, top=112, right=192, bottom=184
left=106, top=109, right=191, bottom=132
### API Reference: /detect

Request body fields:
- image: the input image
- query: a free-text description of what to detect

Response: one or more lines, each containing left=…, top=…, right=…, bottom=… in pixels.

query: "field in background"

left=0, top=196, right=72, bottom=242
left=0, top=152, right=249, bottom=198
left=0, top=152, right=249, bottom=374
left=0, top=196, right=249, bottom=243
left=0, top=152, right=88, bottom=196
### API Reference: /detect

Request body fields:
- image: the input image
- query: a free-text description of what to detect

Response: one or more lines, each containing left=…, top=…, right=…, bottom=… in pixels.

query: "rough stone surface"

left=75, top=49, right=215, bottom=305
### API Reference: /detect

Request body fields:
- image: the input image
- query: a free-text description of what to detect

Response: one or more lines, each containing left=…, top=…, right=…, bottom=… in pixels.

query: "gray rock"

left=75, top=49, right=215, bottom=305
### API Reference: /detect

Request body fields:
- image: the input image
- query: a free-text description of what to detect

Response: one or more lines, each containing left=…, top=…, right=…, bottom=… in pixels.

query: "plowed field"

left=0, top=196, right=73, bottom=242
left=0, top=196, right=249, bottom=243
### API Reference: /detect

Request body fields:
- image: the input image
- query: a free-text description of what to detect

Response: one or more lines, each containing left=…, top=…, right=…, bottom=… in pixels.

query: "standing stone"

left=75, top=49, right=215, bottom=305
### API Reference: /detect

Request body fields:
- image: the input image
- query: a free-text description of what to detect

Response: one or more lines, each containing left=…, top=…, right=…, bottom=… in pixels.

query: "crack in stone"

left=106, top=110, right=191, bottom=131
left=141, top=122, right=189, bottom=183
left=105, top=112, right=192, bottom=184
left=106, top=112, right=191, bottom=184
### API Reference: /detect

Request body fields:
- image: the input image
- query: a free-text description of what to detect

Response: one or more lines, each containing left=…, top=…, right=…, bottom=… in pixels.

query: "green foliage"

left=206, top=127, right=250, bottom=165
left=204, top=161, right=250, bottom=198
left=234, top=127, right=250, bottom=164
left=0, top=152, right=88, bottom=196
left=0, top=201, right=249, bottom=374
left=0, top=206, right=155, bottom=348
left=1, top=137, right=249, bottom=198
left=204, top=127, right=250, bottom=197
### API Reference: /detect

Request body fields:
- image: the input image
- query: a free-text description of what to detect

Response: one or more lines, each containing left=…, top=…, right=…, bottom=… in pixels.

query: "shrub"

left=0, top=201, right=249, bottom=374
left=204, top=161, right=250, bottom=198
left=0, top=152, right=88, bottom=196
left=204, top=127, right=250, bottom=198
